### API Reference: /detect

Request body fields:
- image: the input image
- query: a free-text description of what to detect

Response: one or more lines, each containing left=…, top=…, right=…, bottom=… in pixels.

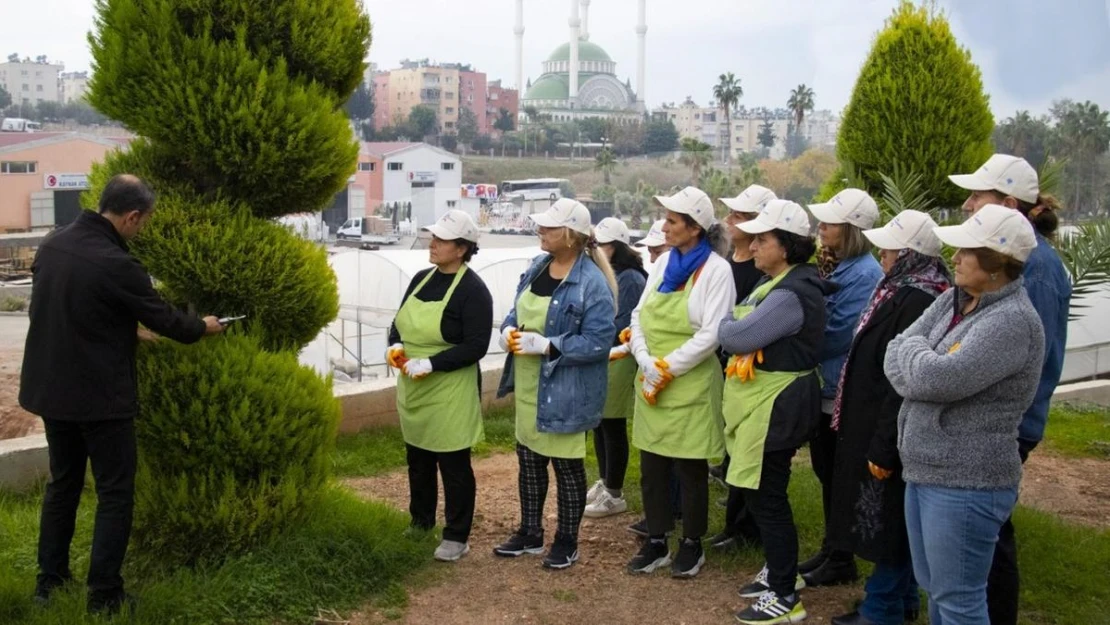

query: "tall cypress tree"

left=825, top=1, right=994, bottom=207
left=85, top=0, right=371, bottom=563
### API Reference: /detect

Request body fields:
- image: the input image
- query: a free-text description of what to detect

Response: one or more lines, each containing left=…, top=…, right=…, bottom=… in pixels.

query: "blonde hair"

left=563, top=228, right=619, bottom=302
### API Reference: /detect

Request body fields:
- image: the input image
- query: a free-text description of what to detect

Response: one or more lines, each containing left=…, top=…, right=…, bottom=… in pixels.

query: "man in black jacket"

left=19, top=174, right=223, bottom=614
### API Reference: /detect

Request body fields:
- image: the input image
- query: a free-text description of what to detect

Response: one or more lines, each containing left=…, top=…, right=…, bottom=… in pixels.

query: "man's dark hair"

left=99, top=175, right=156, bottom=216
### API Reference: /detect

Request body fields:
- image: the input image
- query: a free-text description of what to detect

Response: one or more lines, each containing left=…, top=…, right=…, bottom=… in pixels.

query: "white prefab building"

left=374, top=143, right=463, bottom=230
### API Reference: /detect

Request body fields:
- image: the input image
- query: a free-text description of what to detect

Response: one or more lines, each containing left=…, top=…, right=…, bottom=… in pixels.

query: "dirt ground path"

left=0, top=315, right=38, bottom=440
left=343, top=450, right=1110, bottom=625
left=345, top=454, right=860, bottom=625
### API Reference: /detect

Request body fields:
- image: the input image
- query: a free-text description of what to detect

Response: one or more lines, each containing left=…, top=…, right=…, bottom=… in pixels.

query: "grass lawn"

left=3, top=403, right=1108, bottom=624
left=1042, top=403, right=1110, bottom=459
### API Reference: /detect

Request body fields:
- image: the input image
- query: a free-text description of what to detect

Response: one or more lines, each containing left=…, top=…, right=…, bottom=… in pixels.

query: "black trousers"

left=405, top=444, right=476, bottom=543
left=516, top=443, right=587, bottom=541
left=723, top=485, right=762, bottom=542
left=987, top=442, right=1033, bottom=625
left=593, top=418, right=629, bottom=491
left=809, top=411, right=852, bottom=561
left=743, top=448, right=799, bottom=597
left=38, top=418, right=136, bottom=597
left=640, top=450, right=708, bottom=539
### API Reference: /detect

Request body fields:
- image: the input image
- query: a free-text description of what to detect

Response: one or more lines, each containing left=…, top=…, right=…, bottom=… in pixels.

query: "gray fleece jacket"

left=884, top=278, right=1045, bottom=490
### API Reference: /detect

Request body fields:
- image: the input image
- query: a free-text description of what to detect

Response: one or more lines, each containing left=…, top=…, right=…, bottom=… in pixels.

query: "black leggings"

left=592, top=418, right=629, bottom=491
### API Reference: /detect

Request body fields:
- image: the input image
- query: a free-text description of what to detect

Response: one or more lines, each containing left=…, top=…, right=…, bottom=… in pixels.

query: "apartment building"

left=0, top=58, right=64, bottom=106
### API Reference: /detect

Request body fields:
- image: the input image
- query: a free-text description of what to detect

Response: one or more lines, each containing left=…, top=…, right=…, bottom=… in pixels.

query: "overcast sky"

left=3, top=0, right=1108, bottom=118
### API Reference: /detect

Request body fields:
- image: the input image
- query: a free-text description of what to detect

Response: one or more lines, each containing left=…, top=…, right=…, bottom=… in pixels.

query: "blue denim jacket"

left=1020, top=234, right=1071, bottom=445
left=820, top=253, right=884, bottom=399
left=497, top=252, right=616, bottom=434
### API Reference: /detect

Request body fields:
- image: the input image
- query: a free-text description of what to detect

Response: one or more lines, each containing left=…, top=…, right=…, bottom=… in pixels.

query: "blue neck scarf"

left=659, top=238, right=712, bottom=293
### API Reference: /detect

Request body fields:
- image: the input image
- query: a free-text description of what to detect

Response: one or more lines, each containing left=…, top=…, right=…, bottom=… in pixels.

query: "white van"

left=1, top=118, right=43, bottom=133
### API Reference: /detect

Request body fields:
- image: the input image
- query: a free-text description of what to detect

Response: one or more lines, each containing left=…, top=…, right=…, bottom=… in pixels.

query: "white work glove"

left=609, top=343, right=631, bottom=361
left=499, top=326, right=516, bottom=352
left=635, top=351, right=658, bottom=381
left=386, top=343, right=406, bottom=369
left=641, top=376, right=658, bottom=397
left=403, top=358, right=433, bottom=379
left=512, top=331, right=551, bottom=356
left=641, top=358, right=668, bottom=387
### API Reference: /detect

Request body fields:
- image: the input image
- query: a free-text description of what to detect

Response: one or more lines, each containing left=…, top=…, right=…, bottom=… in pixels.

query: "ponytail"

left=1020, top=193, right=1060, bottom=239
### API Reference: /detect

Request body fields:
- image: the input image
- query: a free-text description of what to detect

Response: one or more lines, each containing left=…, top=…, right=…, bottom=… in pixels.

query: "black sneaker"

left=33, top=575, right=70, bottom=607
left=735, top=591, right=807, bottom=624
left=797, top=546, right=829, bottom=575
left=626, top=518, right=649, bottom=538
left=88, top=590, right=136, bottom=616
left=671, top=537, right=706, bottom=578
left=493, top=529, right=545, bottom=557
left=708, top=531, right=737, bottom=550
left=738, top=565, right=806, bottom=598
left=541, top=538, right=579, bottom=570
left=801, top=557, right=858, bottom=588
left=627, top=538, right=671, bottom=574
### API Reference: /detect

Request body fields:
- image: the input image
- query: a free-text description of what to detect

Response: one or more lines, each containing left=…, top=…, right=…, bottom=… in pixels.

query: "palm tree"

left=679, top=138, right=712, bottom=184
left=787, top=84, right=815, bottom=131
left=595, top=146, right=618, bottom=186
left=713, top=72, right=743, bottom=164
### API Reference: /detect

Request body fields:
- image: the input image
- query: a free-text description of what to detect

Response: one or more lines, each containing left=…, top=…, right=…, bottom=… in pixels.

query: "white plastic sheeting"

left=1062, top=283, right=1110, bottom=382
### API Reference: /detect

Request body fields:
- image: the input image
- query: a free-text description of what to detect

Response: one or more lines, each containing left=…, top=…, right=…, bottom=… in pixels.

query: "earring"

left=991, top=273, right=998, bottom=281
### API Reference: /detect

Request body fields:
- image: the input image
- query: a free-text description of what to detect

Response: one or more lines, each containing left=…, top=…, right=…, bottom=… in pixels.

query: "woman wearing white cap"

left=884, top=205, right=1045, bottom=625
left=801, top=188, right=885, bottom=588
left=707, top=184, right=778, bottom=551
left=825, top=211, right=951, bottom=625
left=386, top=210, right=494, bottom=562
left=584, top=217, right=648, bottom=519
left=625, top=186, right=735, bottom=579
left=717, top=200, right=833, bottom=624
left=492, top=199, right=617, bottom=570
left=948, top=154, right=1071, bottom=625
left=633, top=218, right=670, bottom=263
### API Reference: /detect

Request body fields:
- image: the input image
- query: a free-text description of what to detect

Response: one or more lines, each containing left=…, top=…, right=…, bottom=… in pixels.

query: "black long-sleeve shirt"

left=388, top=267, right=493, bottom=372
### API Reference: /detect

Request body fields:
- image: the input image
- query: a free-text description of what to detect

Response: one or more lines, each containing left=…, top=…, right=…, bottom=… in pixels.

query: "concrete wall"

left=4, top=378, right=1107, bottom=493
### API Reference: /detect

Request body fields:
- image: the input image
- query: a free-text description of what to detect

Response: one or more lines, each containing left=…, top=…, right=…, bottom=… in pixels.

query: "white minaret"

left=636, top=0, right=647, bottom=111
left=569, top=0, right=581, bottom=107
left=514, top=0, right=525, bottom=92
left=580, top=0, right=591, bottom=41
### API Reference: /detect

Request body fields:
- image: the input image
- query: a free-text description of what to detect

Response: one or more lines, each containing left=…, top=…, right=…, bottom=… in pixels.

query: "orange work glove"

left=619, top=327, right=632, bottom=344
left=868, top=461, right=893, bottom=481
left=386, top=343, right=407, bottom=369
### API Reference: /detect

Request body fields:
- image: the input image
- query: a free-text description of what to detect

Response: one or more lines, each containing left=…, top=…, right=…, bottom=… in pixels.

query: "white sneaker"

left=584, top=489, right=628, bottom=518
left=434, top=540, right=470, bottom=562
left=586, top=479, right=606, bottom=505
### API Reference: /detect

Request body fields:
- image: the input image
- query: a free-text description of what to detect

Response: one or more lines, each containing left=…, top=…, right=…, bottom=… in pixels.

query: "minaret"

left=580, top=0, right=591, bottom=41
left=569, top=0, right=580, bottom=108
left=514, top=0, right=525, bottom=92
left=636, top=0, right=647, bottom=112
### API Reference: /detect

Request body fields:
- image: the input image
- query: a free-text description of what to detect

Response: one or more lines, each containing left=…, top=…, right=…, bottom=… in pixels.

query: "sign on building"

left=43, top=173, right=90, bottom=190
left=408, top=171, right=438, bottom=183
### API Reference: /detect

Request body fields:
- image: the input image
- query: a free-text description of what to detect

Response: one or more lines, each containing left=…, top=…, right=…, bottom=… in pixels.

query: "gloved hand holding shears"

left=507, top=325, right=550, bottom=356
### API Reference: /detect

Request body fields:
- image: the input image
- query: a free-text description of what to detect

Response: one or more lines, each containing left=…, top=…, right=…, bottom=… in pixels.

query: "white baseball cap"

left=654, top=186, right=716, bottom=231
left=721, top=184, right=777, bottom=214
left=423, top=209, right=480, bottom=243
left=529, top=198, right=593, bottom=235
left=808, top=188, right=880, bottom=229
left=863, top=210, right=943, bottom=256
left=948, top=154, right=1039, bottom=204
left=738, top=199, right=812, bottom=238
left=595, top=217, right=630, bottom=245
left=634, top=219, right=667, bottom=248
left=933, top=204, right=1038, bottom=262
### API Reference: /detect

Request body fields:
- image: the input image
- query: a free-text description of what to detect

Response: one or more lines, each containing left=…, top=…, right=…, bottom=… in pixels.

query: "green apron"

left=631, top=272, right=724, bottom=459
left=603, top=354, right=637, bottom=419
left=394, top=266, right=484, bottom=453
left=722, top=266, right=812, bottom=489
left=513, top=287, right=587, bottom=459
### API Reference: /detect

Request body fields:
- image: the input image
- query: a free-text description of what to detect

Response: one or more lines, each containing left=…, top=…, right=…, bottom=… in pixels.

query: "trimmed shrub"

left=829, top=1, right=994, bottom=207
left=132, top=334, right=340, bottom=563
left=87, top=0, right=366, bottom=564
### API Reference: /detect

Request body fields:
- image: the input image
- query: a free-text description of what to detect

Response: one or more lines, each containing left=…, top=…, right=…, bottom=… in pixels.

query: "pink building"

left=458, top=70, right=488, bottom=138
left=372, top=72, right=392, bottom=130
left=485, top=80, right=520, bottom=137
left=0, top=133, right=131, bottom=230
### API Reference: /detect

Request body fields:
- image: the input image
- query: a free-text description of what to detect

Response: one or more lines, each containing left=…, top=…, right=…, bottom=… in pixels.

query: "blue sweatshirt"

left=1019, top=234, right=1071, bottom=445
left=820, top=253, right=884, bottom=400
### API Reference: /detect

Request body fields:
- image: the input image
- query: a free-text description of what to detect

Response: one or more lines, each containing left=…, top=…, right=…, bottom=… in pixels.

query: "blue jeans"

left=859, top=560, right=919, bottom=625
left=904, top=482, right=1018, bottom=625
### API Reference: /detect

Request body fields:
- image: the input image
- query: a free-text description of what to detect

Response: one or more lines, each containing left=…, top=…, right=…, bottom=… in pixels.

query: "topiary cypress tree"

left=85, top=0, right=370, bottom=563
left=825, top=1, right=994, bottom=206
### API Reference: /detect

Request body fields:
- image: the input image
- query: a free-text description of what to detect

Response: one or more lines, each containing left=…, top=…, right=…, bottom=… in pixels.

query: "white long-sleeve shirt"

left=630, top=251, right=736, bottom=377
